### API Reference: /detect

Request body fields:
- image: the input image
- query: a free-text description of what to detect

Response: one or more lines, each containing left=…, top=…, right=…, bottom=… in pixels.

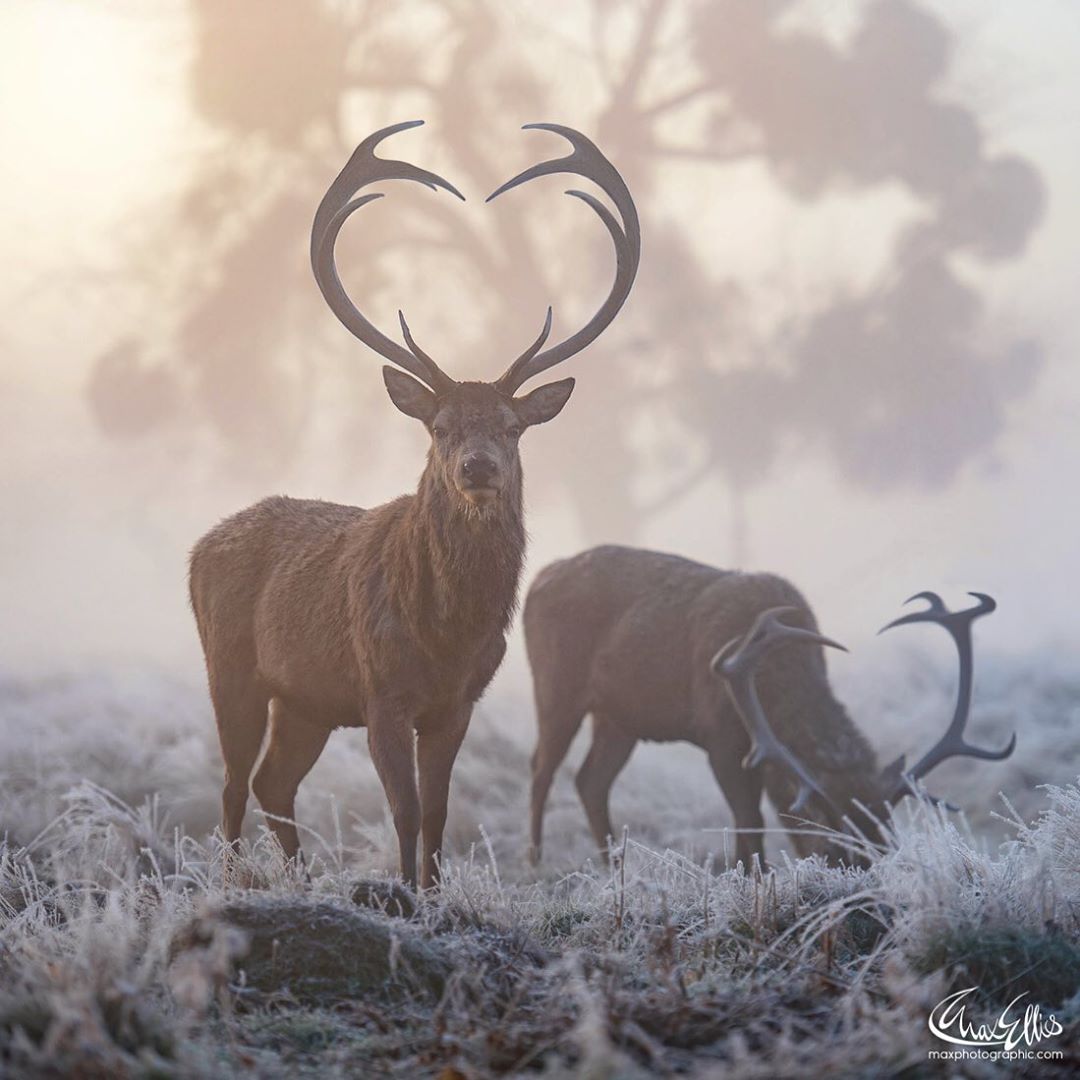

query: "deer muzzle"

left=458, top=454, right=502, bottom=505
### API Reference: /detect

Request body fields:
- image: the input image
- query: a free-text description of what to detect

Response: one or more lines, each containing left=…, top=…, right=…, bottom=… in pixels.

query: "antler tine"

left=495, top=307, right=554, bottom=396
left=311, top=120, right=463, bottom=394
left=397, top=310, right=444, bottom=377
left=711, top=607, right=847, bottom=815
left=880, top=591, right=1016, bottom=796
left=878, top=590, right=953, bottom=632
left=489, top=124, right=640, bottom=395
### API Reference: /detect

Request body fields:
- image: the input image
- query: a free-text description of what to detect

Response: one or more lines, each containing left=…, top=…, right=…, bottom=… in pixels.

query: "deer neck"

left=399, top=461, right=526, bottom=637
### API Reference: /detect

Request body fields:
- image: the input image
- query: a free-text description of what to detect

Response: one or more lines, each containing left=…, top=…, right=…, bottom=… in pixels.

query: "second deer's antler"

left=879, top=591, right=1016, bottom=800
left=712, top=607, right=846, bottom=815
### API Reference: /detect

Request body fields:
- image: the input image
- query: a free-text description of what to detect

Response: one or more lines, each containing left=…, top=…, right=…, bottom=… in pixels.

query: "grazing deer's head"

left=310, top=120, right=640, bottom=514
left=712, top=592, right=1017, bottom=859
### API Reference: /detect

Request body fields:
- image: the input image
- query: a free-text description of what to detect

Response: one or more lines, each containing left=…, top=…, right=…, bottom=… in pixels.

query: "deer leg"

left=529, top=703, right=586, bottom=865
left=368, top=712, right=420, bottom=888
left=417, top=705, right=471, bottom=890
left=209, top=671, right=270, bottom=846
left=575, top=718, right=636, bottom=860
left=251, top=698, right=330, bottom=864
left=707, top=747, right=765, bottom=871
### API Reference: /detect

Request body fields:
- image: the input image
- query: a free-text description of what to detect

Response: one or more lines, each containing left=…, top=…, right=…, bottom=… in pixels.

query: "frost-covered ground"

left=1, top=658, right=1080, bottom=1077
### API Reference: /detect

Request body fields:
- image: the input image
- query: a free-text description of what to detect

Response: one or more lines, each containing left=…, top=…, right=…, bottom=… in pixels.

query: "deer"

left=524, top=545, right=1016, bottom=868
left=188, top=122, right=640, bottom=889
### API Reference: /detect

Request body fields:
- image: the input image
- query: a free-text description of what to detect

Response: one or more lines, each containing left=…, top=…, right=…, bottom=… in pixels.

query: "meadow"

left=1, top=653, right=1079, bottom=1077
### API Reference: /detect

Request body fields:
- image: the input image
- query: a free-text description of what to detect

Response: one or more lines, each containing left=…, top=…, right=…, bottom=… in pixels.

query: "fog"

left=4, top=12, right=1080, bottom=1072
left=2, top=0, right=1078, bottom=693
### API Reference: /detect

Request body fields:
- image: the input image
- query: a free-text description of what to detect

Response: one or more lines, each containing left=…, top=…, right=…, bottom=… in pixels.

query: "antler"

left=712, top=607, right=847, bottom=815
left=488, top=124, right=641, bottom=395
left=879, top=591, right=1016, bottom=799
left=310, top=120, right=463, bottom=394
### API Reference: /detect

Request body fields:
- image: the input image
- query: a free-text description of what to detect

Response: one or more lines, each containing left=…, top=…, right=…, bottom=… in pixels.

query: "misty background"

left=1, top=0, right=1078, bottom=856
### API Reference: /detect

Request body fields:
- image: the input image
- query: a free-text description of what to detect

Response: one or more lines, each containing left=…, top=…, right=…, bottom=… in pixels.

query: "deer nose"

left=462, top=455, right=497, bottom=485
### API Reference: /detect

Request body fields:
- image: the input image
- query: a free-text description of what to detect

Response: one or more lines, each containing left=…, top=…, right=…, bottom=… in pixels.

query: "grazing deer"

left=525, top=545, right=1015, bottom=867
left=189, top=123, right=639, bottom=888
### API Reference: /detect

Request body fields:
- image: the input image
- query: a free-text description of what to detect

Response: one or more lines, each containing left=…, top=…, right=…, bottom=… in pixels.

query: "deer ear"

left=383, top=367, right=437, bottom=423
left=514, top=377, right=575, bottom=428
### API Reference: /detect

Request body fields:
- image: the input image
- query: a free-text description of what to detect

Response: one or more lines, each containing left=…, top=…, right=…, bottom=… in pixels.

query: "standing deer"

left=189, top=122, right=639, bottom=889
left=525, top=546, right=1016, bottom=867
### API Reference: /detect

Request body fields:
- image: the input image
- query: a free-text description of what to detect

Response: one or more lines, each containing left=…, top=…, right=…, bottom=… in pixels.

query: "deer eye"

left=432, top=426, right=449, bottom=439
left=506, top=424, right=523, bottom=439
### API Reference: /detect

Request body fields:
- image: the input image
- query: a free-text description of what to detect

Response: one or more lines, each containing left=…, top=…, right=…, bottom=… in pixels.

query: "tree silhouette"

left=87, top=0, right=1045, bottom=559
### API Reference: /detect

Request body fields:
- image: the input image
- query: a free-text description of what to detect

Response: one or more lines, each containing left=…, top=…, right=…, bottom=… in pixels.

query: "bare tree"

left=89, top=0, right=1044, bottom=561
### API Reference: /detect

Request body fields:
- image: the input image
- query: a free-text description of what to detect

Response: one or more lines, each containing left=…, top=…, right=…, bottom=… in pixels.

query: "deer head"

left=310, top=120, right=640, bottom=514
left=711, top=593, right=1017, bottom=859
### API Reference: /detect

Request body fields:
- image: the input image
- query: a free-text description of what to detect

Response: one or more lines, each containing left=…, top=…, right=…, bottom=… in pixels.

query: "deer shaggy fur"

left=189, top=120, right=639, bottom=889
left=524, top=545, right=884, bottom=867
left=190, top=378, right=570, bottom=889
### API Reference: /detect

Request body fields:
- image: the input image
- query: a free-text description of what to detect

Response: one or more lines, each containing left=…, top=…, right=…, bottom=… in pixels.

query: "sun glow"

left=4, top=4, right=162, bottom=191
left=0, top=2, right=190, bottom=386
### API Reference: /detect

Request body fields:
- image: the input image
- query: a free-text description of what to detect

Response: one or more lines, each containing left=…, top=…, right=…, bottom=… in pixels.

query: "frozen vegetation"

left=1, top=654, right=1079, bottom=1077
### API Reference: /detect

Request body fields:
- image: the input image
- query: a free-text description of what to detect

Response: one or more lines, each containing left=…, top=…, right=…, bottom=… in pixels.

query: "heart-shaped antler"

left=489, top=124, right=641, bottom=395
left=311, top=120, right=463, bottom=394
left=311, top=121, right=639, bottom=398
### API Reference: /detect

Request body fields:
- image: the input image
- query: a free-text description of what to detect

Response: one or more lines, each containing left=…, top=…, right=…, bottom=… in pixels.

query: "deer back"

left=524, top=545, right=880, bottom=808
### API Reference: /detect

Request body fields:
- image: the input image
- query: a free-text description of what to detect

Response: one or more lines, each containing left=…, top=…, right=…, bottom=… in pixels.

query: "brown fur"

left=190, top=375, right=573, bottom=888
left=524, top=545, right=888, bottom=868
